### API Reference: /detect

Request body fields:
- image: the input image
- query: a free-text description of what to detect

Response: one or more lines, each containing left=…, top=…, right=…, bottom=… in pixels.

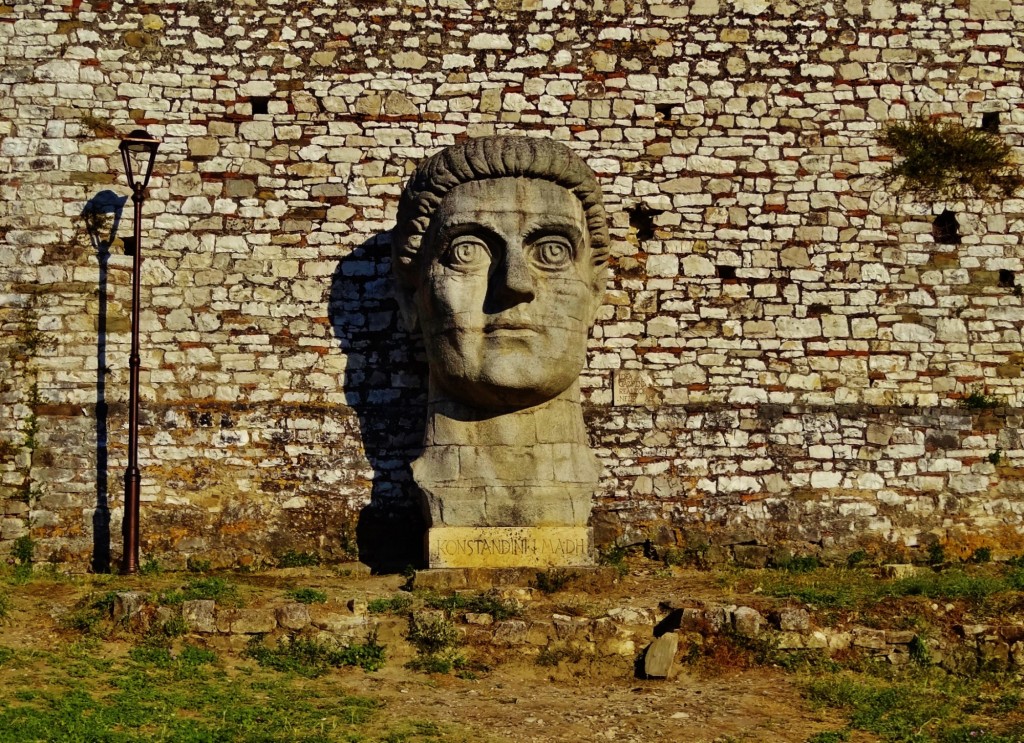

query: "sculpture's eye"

left=532, top=238, right=573, bottom=269
left=445, top=237, right=490, bottom=270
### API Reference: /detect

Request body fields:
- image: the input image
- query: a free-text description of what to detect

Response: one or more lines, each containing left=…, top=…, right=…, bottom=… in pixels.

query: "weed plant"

left=158, top=576, right=239, bottom=606
left=286, top=587, right=327, bottom=604
left=421, top=590, right=522, bottom=620
left=959, top=389, right=1004, bottom=410
left=0, top=642, right=394, bottom=742
left=880, top=116, right=1024, bottom=200
left=535, top=644, right=585, bottom=666
left=276, top=550, right=321, bottom=568
left=534, top=568, right=576, bottom=594
left=367, top=593, right=413, bottom=614
left=243, top=632, right=386, bottom=676
left=804, top=667, right=1024, bottom=743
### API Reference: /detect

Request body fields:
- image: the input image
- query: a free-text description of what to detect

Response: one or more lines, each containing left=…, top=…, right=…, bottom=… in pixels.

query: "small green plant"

left=535, top=644, right=585, bottom=667
left=158, top=577, right=238, bottom=606
left=846, top=550, right=869, bottom=568
left=806, top=732, right=849, bottom=743
left=276, top=550, right=321, bottom=568
left=404, top=650, right=467, bottom=675
left=407, top=612, right=460, bottom=655
left=286, top=587, right=327, bottom=604
left=774, top=555, right=823, bottom=573
left=367, top=594, right=413, bottom=614
left=959, top=389, right=1003, bottom=410
left=138, top=558, right=162, bottom=576
left=880, top=116, right=1024, bottom=200
left=243, top=632, right=385, bottom=676
left=534, top=568, right=575, bottom=594
left=908, top=635, right=931, bottom=665
left=59, top=591, right=118, bottom=635
left=11, top=534, right=34, bottom=565
left=927, top=542, right=946, bottom=566
left=422, top=590, right=521, bottom=620
left=987, top=449, right=1003, bottom=466
left=599, top=545, right=629, bottom=577
left=186, top=556, right=212, bottom=574
left=968, top=547, right=992, bottom=564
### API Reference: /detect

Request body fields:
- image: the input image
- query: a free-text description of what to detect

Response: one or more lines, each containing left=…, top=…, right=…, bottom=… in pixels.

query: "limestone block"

left=469, top=33, right=513, bottom=50
left=113, top=592, right=148, bottom=623
left=733, top=606, right=763, bottom=637
left=182, top=599, right=217, bottom=633
left=384, top=92, right=418, bottom=116
left=276, top=603, right=311, bottom=630
left=970, top=0, right=1012, bottom=18
left=643, top=632, right=679, bottom=678
left=230, top=609, right=277, bottom=634
left=239, top=121, right=274, bottom=141
left=392, top=51, right=428, bottom=69
left=775, top=608, right=809, bottom=632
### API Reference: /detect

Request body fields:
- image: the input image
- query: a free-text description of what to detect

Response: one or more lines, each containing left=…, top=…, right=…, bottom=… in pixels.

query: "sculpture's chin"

left=434, top=369, right=578, bottom=411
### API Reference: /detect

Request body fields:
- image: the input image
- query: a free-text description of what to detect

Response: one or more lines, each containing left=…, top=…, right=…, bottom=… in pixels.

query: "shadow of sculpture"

left=81, top=190, right=127, bottom=573
left=329, top=232, right=428, bottom=571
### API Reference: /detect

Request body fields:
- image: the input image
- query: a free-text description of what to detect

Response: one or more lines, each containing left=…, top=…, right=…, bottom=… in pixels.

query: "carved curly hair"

left=392, top=135, right=610, bottom=288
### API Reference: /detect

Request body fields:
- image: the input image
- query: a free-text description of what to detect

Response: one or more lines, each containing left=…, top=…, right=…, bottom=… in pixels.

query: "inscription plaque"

left=428, top=527, right=594, bottom=569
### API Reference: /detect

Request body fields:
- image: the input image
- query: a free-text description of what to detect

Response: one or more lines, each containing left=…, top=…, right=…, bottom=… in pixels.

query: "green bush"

left=880, top=116, right=1024, bottom=200
left=407, top=612, right=459, bottom=655
left=276, top=550, right=321, bottom=568
left=959, top=389, right=1003, bottom=410
left=243, top=632, right=385, bottom=676
left=534, top=569, right=575, bottom=594
left=285, top=587, right=327, bottom=604
left=367, top=594, right=413, bottom=614
left=158, top=577, right=238, bottom=606
left=422, top=590, right=521, bottom=620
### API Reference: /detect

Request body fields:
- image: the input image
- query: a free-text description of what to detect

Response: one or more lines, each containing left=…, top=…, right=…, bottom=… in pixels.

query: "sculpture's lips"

left=483, top=320, right=539, bottom=336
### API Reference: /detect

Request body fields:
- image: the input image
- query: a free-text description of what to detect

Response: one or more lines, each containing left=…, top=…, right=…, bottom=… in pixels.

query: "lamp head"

left=119, top=129, right=160, bottom=192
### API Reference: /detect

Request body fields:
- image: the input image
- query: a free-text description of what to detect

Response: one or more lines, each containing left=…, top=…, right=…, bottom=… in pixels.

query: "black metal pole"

left=122, top=185, right=144, bottom=574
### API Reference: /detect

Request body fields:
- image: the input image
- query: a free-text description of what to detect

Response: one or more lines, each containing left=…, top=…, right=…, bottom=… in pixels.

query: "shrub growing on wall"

left=880, top=116, right=1024, bottom=200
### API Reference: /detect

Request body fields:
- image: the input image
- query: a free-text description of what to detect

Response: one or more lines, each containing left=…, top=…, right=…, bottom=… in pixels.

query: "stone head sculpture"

left=392, top=136, right=609, bottom=567
left=393, top=135, right=610, bottom=411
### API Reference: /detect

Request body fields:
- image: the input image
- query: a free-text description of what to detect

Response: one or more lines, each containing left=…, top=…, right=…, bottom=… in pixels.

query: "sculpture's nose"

left=490, top=243, right=535, bottom=307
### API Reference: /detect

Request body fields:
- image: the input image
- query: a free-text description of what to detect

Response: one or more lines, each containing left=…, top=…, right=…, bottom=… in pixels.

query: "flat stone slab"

left=428, top=526, right=593, bottom=568
left=412, top=565, right=618, bottom=591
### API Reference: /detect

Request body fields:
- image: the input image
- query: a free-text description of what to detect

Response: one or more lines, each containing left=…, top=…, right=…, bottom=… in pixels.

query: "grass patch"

left=535, top=644, right=584, bottom=666
left=59, top=591, right=119, bottom=635
left=0, top=643, right=393, bottom=742
left=276, top=550, right=321, bottom=568
left=804, top=667, right=1024, bottom=743
left=421, top=590, right=521, bottom=620
left=285, top=587, right=327, bottom=604
left=158, top=576, right=239, bottom=606
left=243, top=632, right=386, bottom=676
left=0, top=591, right=9, bottom=621
left=367, top=593, right=413, bottom=614
left=758, top=564, right=1021, bottom=614
left=534, top=568, right=576, bottom=594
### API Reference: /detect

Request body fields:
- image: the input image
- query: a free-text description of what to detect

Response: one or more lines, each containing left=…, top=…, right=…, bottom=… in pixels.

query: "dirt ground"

left=0, top=564, right=880, bottom=742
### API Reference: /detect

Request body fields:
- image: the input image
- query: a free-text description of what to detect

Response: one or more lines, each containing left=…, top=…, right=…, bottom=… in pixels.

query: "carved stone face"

left=411, top=177, right=603, bottom=410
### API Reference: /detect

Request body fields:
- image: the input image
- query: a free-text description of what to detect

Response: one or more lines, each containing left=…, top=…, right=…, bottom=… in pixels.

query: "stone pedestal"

left=427, top=525, right=593, bottom=568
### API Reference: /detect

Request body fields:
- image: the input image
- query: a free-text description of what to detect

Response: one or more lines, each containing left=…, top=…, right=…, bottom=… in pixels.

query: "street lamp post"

left=118, top=129, right=159, bottom=574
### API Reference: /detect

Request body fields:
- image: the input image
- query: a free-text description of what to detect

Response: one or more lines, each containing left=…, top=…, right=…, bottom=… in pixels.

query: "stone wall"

left=2, top=0, right=1024, bottom=569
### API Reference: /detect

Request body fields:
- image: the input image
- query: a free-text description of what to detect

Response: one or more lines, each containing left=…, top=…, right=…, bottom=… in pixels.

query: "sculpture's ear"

left=394, top=279, right=420, bottom=333
left=586, top=263, right=609, bottom=325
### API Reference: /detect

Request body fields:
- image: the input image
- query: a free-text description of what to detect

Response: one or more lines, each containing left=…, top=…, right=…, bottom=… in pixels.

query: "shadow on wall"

left=329, top=231, right=428, bottom=571
left=80, top=190, right=128, bottom=573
